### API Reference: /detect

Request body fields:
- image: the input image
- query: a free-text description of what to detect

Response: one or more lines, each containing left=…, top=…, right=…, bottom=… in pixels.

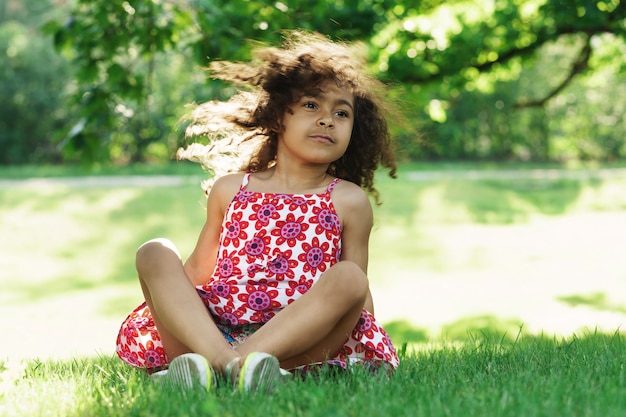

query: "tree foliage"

left=42, top=0, right=395, bottom=163
left=0, top=0, right=71, bottom=164
left=6, top=0, right=625, bottom=164
left=372, top=0, right=626, bottom=160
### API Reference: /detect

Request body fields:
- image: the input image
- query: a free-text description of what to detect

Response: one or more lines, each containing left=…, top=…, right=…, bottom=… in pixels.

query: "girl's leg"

left=136, top=238, right=238, bottom=372
left=234, top=261, right=368, bottom=369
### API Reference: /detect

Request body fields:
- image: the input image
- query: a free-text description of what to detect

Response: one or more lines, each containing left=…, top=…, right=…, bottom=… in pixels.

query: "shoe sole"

left=167, top=353, right=213, bottom=391
left=239, top=352, right=281, bottom=393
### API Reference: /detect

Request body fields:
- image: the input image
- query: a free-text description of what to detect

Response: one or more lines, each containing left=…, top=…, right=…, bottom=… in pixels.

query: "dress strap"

left=326, top=177, right=341, bottom=196
left=241, top=173, right=252, bottom=190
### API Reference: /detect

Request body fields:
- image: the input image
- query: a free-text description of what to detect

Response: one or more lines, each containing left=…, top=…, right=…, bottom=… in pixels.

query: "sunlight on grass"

left=0, top=183, right=207, bottom=360
left=369, top=174, right=626, bottom=345
left=1, top=332, right=624, bottom=417
left=1, top=188, right=140, bottom=292
left=1, top=167, right=626, bottom=360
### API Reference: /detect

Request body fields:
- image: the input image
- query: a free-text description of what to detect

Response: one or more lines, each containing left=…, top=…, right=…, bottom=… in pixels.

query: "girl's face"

left=277, top=81, right=354, bottom=167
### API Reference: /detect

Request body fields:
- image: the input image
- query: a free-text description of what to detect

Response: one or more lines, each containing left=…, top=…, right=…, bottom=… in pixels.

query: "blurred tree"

left=44, top=0, right=394, bottom=163
left=0, top=0, right=72, bottom=164
left=375, top=0, right=626, bottom=161
left=43, top=0, right=626, bottom=164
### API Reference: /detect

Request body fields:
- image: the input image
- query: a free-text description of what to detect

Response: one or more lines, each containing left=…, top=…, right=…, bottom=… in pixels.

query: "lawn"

left=1, top=332, right=624, bottom=416
left=1, top=162, right=626, bottom=415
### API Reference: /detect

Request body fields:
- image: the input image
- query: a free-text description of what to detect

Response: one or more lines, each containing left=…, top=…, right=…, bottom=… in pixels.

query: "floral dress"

left=116, top=173, right=399, bottom=372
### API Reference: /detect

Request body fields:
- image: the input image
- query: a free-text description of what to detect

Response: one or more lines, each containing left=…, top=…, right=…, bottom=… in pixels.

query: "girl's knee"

left=136, top=238, right=181, bottom=271
left=326, top=261, right=369, bottom=298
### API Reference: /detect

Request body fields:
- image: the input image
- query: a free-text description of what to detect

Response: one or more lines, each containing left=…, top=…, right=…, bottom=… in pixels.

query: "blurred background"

left=1, top=0, right=626, bottom=360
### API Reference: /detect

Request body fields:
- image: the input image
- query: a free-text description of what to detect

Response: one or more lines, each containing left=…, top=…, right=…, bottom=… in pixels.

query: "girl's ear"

left=269, top=118, right=284, bottom=133
left=273, top=108, right=289, bottom=132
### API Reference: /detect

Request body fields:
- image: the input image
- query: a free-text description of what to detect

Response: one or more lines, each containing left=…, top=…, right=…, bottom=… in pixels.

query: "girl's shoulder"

left=213, top=172, right=246, bottom=189
left=331, top=180, right=371, bottom=211
left=208, top=173, right=246, bottom=203
left=332, top=179, right=368, bottom=196
left=331, top=180, right=373, bottom=231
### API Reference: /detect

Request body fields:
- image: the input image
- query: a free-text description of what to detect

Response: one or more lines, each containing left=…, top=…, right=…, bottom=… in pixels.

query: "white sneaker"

left=226, top=352, right=281, bottom=393
left=152, top=353, right=214, bottom=391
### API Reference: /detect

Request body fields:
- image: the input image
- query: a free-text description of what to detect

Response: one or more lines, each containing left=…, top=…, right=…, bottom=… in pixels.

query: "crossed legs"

left=136, top=238, right=368, bottom=371
left=135, top=238, right=237, bottom=372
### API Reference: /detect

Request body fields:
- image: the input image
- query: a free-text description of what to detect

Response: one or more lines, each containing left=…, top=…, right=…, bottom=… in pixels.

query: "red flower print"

left=122, top=319, right=140, bottom=341
left=310, top=204, right=341, bottom=240
left=374, top=341, right=388, bottom=359
left=246, top=276, right=279, bottom=287
left=201, top=279, right=240, bottom=307
left=355, top=311, right=380, bottom=340
left=215, top=249, right=242, bottom=278
left=342, top=345, right=354, bottom=356
left=363, top=345, right=377, bottom=360
left=285, top=276, right=314, bottom=297
left=138, top=339, right=167, bottom=368
left=248, top=310, right=268, bottom=323
left=249, top=201, right=282, bottom=226
left=265, top=249, right=297, bottom=280
left=222, top=211, right=249, bottom=248
left=298, top=237, right=332, bottom=276
left=237, top=284, right=281, bottom=312
left=381, top=329, right=394, bottom=349
left=125, top=310, right=157, bottom=338
left=361, top=341, right=386, bottom=360
left=239, top=229, right=272, bottom=260
left=214, top=304, right=245, bottom=326
left=284, top=196, right=315, bottom=214
left=117, top=345, right=140, bottom=366
left=271, top=213, right=309, bottom=247
left=247, top=263, right=264, bottom=277
left=211, top=280, right=234, bottom=298
left=235, top=190, right=256, bottom=205
left=333, top=246, right=342, bottom=263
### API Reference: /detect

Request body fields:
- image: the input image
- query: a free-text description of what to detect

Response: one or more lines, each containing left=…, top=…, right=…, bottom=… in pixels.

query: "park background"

left=2, top=0, right=626, bottom=363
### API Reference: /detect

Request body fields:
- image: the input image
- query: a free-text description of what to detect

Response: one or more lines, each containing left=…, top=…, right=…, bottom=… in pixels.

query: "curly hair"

left=179, top=31, right=397, bottom=202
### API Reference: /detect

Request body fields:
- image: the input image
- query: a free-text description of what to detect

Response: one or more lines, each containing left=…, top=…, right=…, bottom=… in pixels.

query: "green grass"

left=2, top=163, right=626, bottom=344
left=2, top=331, right=624, bottom=416
left=2, top=162, right=626, bottom=414
left=0, top=161, right=203, bottom=179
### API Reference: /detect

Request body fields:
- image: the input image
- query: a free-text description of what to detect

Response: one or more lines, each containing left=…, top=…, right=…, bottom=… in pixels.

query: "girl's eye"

left=335, top=110, right=350, bottom=118
left=303, top=101, right=317, bottom=109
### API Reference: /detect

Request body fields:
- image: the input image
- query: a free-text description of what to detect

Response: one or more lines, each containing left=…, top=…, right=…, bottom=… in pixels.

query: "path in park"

left=3, top=167, right=626, bottom=188
left=2, top=168, right=626, bottom=360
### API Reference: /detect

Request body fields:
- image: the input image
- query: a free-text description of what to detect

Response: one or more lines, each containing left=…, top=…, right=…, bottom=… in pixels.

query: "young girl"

left=116, top=31, right=400, bottom=392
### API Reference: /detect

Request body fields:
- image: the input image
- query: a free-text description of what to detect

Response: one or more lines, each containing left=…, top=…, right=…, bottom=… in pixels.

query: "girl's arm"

left=183, top=174, right=242, bottom=286
left=334, top=181, right=376, bottom=315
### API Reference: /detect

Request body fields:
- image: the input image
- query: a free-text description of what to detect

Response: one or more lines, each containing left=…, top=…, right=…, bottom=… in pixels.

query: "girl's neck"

left=252, top=164, right=332, bottom=194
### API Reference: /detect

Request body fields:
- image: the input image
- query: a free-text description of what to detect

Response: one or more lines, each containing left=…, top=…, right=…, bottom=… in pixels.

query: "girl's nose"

left=317, top=114, right=334, bottom=128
